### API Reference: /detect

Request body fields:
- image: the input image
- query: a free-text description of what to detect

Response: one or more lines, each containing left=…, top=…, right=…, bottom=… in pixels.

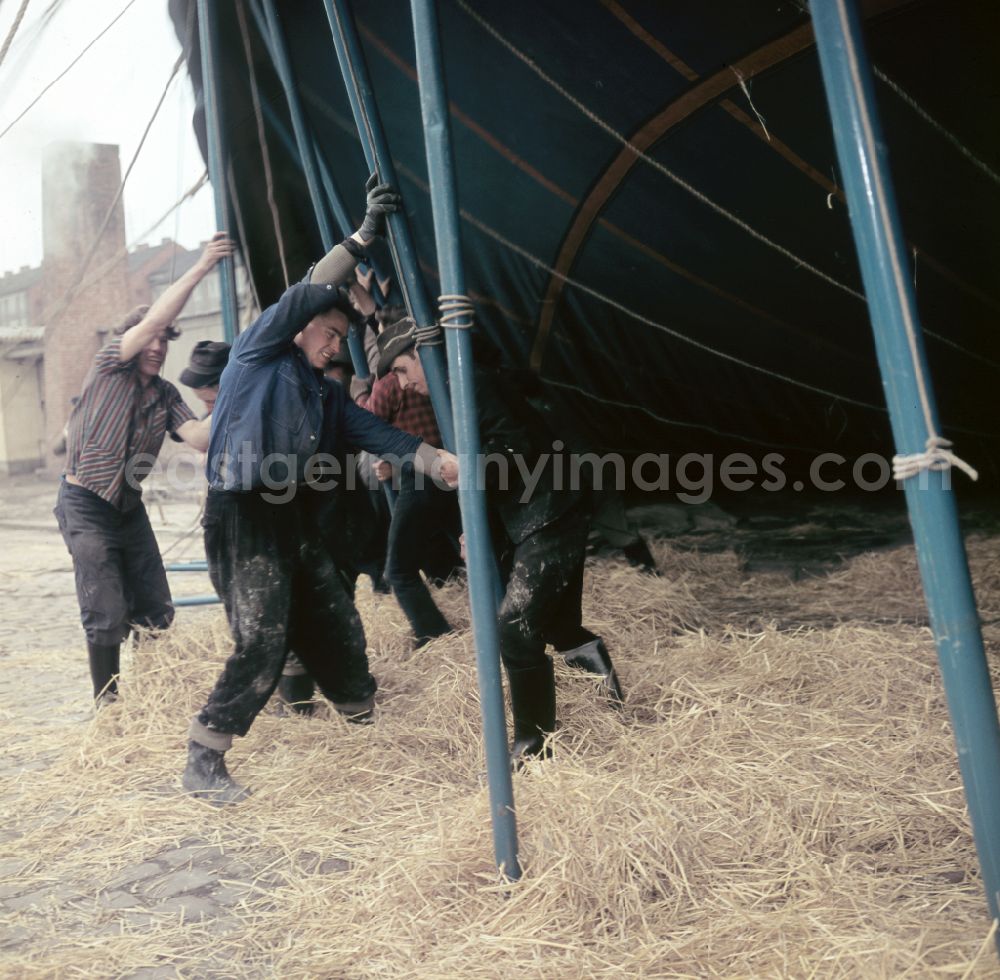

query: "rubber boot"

left=332, top=693, right=376, bottom=725
left=561, top=638, right=625, bottom=708
left=181, top=740, right=251, bottom=806
left=622, top=537, right=659, bottom=576
left=278, top=672, right=316, bottom=716
left=507, top=659, right=557, bottom=768
left=87, top=642, right=120, bottom=707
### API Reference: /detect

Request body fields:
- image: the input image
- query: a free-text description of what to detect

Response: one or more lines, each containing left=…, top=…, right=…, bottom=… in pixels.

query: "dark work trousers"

left=385, top=465, right=461, bottom=645
left=497, top=502, right=597, bottom=671
left=196, top=488, right=376, bottom=739
left=54, top=479, right=173, bottom=646
left=354, top=487, right=390, bottom=586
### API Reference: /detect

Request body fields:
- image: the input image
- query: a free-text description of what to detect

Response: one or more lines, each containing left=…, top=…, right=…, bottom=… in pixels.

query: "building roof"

left=127, top=239, right=182, bottom=274
left=0, top=326, right=44, bottom=344
left=0, top=266, right=42, bottom=297
left=147, top=247, right=201, bottom=283
left=0, top=240, right=195, bottom=299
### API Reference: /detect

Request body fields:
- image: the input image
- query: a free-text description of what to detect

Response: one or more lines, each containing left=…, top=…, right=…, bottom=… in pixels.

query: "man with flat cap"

left=380, top=322, right=624, bottom=767
left=352, top=317, right=463, bottom=648
left=179, top=340, right=231, bottom=413
left=181, top=179, right=458, bottom=804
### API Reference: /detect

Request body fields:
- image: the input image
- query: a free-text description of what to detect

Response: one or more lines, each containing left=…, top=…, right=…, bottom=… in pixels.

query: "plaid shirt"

left=65, top=337, right=195, bottom=509
left=359, top=372, right=442, bottom=448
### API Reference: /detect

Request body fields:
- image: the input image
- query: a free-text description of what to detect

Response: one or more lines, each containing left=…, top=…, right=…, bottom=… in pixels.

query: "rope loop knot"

left=413, top=323, right=443, bottom=347
left=892, top=436, right=978, bottom=482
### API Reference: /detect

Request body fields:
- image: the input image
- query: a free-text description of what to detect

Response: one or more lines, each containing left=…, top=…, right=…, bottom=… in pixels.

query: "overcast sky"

left=0, top=0, right=216, bottom=274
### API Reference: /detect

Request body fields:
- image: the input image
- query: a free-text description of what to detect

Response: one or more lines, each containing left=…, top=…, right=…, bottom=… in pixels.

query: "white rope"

left=413, top=323, right=443, bottom=346
left=236, top=0, right=289, bottom=289
left=42, top=54, right=184, bottom=327
left=0, top=0, right=140, bottom=141
left=541, top=377, right=829, bottom=455
left=456, top=0, right=865, bottom=302
left=893, top=437, right=978, bottom=483
left=300, top=73, right=995, bottom=418
left=455, top=205, right=885, bottom=413
left=438, top=294, right=475, bottom=329
left=731, top=66, right=770, bottom=142
left=456, top=1, right=997, bottom=368
left=0, top=0, right=32, bottom=71
left=457, top=202, right=997, bottom=443
left=874, top=68, right=1000, bottom=189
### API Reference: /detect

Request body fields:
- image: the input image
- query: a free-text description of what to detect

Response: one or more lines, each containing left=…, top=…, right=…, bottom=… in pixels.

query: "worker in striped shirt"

left=54, top=233, right=235, bottom=707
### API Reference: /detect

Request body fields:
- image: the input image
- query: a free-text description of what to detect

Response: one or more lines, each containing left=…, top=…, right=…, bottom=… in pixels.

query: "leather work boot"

left=507, top=659, right=557, bottom=768
left=181, top=740, right=251, bottom=806
left=561, top=638, right=625, bottom=708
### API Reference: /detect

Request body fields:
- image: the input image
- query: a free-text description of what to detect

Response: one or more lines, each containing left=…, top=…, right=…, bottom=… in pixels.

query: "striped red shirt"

left=65, top=337, right=195, bottom=509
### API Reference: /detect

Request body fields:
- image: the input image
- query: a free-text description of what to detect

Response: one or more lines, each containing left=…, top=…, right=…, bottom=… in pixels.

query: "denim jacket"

left=206, top=280, right=422, bottom=492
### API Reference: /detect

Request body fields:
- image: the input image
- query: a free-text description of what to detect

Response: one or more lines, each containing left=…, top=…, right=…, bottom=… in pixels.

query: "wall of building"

left=0, top=355, right=45, bottom=475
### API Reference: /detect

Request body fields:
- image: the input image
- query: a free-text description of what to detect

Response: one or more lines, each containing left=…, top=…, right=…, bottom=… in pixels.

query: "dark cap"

left=375, top=317, right=417, bottom=379
left=179, top=340, right=231, bottom=388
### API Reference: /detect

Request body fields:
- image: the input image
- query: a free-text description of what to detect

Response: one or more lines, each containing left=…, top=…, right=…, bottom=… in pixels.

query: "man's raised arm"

left=308, top=176, right=399, bottom=287
left=119, top=233, right=235, bottom=362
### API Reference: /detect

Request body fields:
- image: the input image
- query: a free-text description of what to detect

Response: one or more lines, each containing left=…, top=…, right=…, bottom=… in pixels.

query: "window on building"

left=0, top=290, right=28, bottom=327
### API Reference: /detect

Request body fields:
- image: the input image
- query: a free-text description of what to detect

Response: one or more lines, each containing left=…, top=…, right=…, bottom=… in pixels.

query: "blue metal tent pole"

left=254, top=95, right=387, bottom=322
left=258, top=2, right=334, bottom=251
left=257, top=0, right=388, bottom=384
left=195, top=0, right=240, bottom=343
left=307, top=143, right=383, bottom=374
left=310, top=139, right=390, bottom=306
left=247, top=0, right=386, bottom=306
left=251, top=73, right=394, bottom=503
left=409, top=0, right=520, bottom=880
left=812, top=0, right=1000, bottom=944
left=321, top=0, right=456, bottom=453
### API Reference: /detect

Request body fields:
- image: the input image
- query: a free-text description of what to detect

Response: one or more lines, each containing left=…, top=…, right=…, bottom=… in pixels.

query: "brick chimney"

left=41, top=142, right=131, bottom=470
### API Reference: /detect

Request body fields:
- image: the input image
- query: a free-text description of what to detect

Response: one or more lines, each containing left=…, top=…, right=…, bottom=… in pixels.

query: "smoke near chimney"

left=41, top=141, right=131, bottom=470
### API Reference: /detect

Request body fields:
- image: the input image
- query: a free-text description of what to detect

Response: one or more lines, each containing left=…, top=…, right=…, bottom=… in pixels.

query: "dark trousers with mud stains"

left=194, top=488, right=377, bottom=740
left=385, top=464, right=462, bottom=645
left=54, top=479, right=173, bottom=646
left=497, top=502, right=598, bottom=670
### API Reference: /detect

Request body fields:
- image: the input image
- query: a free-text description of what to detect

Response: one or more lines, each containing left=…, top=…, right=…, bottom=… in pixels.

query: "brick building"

left=0, top=141, right=249, bottom=476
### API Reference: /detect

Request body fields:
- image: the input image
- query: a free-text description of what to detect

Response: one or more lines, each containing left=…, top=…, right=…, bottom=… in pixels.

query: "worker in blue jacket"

left=182, top=179, right=458, bottom=804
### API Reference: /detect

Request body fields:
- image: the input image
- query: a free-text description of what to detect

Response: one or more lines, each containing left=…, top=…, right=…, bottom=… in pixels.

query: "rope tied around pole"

left=438, top=294, right=475, bottom=329
left=893, top=436, right=978, bottom=483
left=413, top=323, right=444, bottom=346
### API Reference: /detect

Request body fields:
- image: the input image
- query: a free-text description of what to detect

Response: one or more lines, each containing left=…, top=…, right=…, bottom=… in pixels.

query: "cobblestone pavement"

left=3, top=471, right=996, bottom=976
left=0, top=472, right=276, bottom=972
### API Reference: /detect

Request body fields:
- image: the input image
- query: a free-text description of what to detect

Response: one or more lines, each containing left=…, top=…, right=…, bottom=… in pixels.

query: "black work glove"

left=357, top=172, right=401, bottom=242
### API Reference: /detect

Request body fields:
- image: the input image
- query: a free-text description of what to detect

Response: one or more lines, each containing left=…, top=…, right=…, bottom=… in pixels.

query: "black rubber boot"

left=278, top=672, right=316, bottom=716
left=562, top=638, right=625, bottom=708
left=181, top=740, right=251, bottom=806
left=622, top=537, right=659, bottom=576
left=507, top=659, right=557, bottom=768
left=87, top=642, right=120, bottom=706
left=332, top=693, right=376, bottom=725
